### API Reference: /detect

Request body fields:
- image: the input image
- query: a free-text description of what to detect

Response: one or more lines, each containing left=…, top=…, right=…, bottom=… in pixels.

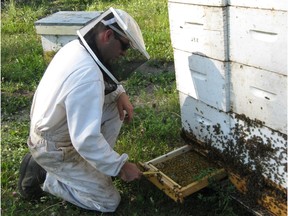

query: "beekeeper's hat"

left=77, top=7, right=150, bottom=84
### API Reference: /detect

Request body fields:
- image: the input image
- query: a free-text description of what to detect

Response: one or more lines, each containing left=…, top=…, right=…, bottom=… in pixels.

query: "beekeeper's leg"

left=42, top=161, right=121, bottom=212
left=29, top=134, right=121, bottom=212
left=101, top=101, right=123, bottom=148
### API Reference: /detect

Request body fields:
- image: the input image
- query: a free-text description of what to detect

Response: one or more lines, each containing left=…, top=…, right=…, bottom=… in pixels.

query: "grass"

left=1, top=1, right=251, bottom=215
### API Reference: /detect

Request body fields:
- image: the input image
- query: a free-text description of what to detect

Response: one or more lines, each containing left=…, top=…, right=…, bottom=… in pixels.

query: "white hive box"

left=230, top=62, right=287, bottom=134
left=229, top=6, right=287, bottom=75
left=228, top=0, right=288, bottom=11
left=174, top=49, right=230, bottom=111
left=179, top=91, right=231, bottom=148
left=168, top=2, right=228, bottom=61
left=35, top=11, right=101, bottom=52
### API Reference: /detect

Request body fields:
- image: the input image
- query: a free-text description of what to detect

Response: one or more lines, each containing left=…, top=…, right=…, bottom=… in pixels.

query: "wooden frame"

left=140, top=145, right=227, bottom=202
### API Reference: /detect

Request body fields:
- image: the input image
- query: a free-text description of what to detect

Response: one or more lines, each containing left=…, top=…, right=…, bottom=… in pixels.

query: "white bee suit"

left=28, top=39, right=128, bottom=212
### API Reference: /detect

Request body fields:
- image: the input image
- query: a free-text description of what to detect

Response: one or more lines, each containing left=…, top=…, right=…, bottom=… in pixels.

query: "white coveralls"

left=28, top=39, right=128, bottom=212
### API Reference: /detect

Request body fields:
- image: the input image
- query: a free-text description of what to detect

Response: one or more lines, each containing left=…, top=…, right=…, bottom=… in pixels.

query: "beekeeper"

left=18, top=8, right=150, bottom=212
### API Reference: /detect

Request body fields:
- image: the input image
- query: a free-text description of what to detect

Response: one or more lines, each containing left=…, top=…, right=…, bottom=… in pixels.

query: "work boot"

left=18, top=152, right=47, bottom=200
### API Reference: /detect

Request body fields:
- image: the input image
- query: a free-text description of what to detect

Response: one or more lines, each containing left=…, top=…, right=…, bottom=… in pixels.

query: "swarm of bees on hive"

left=181, top=112, right=287, bottom=213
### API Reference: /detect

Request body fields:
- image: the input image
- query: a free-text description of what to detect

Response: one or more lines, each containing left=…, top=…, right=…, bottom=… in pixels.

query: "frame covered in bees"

left=140, top=145, right=227, bottom=202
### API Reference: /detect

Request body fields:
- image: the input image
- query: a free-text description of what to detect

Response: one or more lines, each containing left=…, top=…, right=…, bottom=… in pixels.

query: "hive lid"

left=35, top=11, right=101, bottom=26
left=35, top=11, right=102, bottom=35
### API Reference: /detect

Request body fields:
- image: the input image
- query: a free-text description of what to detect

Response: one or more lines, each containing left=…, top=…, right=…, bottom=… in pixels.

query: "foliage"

left=116, top=73, right=183, bottom=161
left=1, top=2, right=47, bottom=86
left=197, top=182, right=239, bottom=216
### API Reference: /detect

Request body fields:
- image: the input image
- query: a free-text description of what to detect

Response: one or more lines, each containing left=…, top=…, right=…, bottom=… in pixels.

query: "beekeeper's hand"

left=117, top=92, right=133, bottom=123
left=119, top=162, right=142, bottom=182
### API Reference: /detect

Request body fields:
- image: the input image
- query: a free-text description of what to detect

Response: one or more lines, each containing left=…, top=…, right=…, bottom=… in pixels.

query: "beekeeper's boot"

left=18, top=152, right=46, bottom=200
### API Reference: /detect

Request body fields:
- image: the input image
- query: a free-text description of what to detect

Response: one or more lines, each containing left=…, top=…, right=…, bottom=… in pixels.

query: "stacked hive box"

left=228, top=2, right=287, bottom=214
left=229, top=0, right=287, bottom=188
left=229, top=1, right=287, bottom=134
left=168, top=0, right=231, bottom=146
left=168, top=0, right=287, bottom=214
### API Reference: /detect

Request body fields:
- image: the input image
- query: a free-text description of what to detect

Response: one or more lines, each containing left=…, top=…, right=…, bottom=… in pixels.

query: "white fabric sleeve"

left=104, top=84, right=126, bottom=104
left=65, top=81, right=128, bottom=176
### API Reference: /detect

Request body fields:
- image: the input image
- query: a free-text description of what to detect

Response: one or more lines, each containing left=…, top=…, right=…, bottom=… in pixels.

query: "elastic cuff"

left=104, top=85, right=126, bottom=104
left=116, top=154, right=129, bottom=177
left=114, top=85, right=126, bottom=102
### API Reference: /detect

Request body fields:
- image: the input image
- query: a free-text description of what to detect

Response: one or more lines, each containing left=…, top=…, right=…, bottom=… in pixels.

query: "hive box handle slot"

left=249, top=30, right=278, bottom=43
left=250, top=86, right=276, bottom=101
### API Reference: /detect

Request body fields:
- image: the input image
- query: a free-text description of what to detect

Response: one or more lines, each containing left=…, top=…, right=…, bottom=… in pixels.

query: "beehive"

left=168, top=0, right=287, bottom=215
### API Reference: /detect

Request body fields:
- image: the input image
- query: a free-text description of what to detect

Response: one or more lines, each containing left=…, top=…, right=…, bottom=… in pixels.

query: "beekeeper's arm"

left=104, top=84, right=133, bottom=123
left=65, top=80, right=140, bottom=180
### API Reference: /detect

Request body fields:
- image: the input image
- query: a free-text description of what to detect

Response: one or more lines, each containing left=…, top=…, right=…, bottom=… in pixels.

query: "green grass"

left=1, top=1, right=250, bottom=215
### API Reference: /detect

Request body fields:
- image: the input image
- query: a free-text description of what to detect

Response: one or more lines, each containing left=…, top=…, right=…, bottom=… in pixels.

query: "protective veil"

left=77, top=7, right=150, bottom=83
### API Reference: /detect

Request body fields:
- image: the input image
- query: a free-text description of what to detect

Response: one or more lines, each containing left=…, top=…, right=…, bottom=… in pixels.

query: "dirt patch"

left=138, top=61, right=175, bottom=74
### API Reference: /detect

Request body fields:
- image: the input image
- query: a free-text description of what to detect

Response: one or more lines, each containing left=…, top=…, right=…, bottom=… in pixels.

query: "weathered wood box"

left=140, top=145, right=226, bottom=202
left=35, top=11, right=100, bottom=52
